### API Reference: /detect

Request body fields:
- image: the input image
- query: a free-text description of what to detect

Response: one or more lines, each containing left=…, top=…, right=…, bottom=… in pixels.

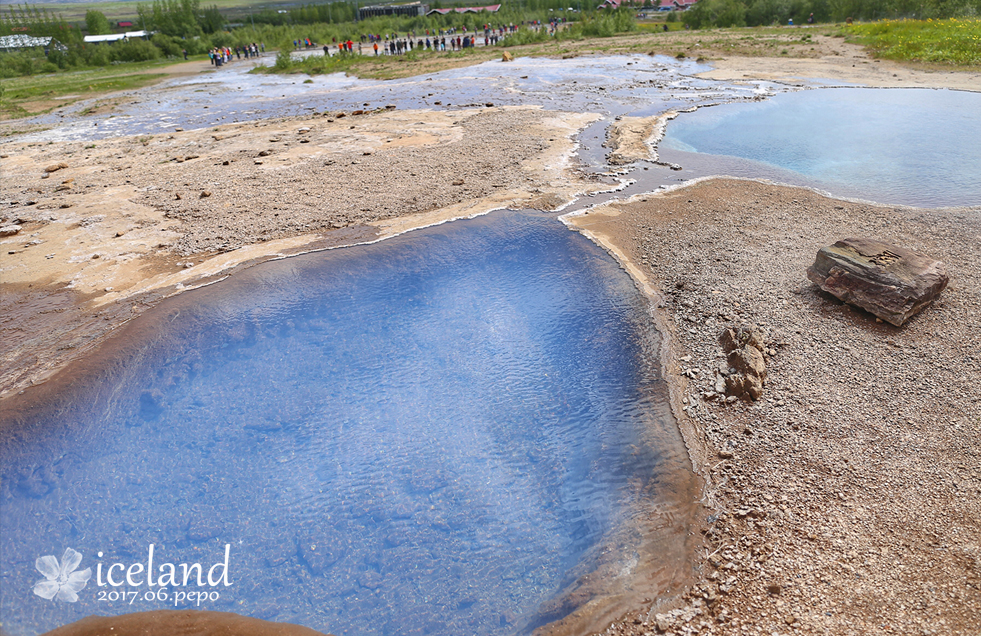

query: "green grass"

left=636, top=21, right=686, bottom=33
left=0, top=57, right=193, bottom=119
left=21, top=0, right=297, bottom=23
left=848, top=18, right=981, bottom=66
left=252, top=47, right=492, bottom=81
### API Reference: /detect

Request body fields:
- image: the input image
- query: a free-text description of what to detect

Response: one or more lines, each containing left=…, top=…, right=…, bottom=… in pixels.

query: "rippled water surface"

left=0, top=210, right=691, bottom=636
left=659, top=88, right=981, bottom=208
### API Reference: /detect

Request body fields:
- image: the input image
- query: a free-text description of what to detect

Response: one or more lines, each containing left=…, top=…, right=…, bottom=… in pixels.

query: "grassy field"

left=0, top=57, right=201, bottom=120
left=13, top=0, right=299, bottom=23
left=259, top=48, right=504, bottom=81
left=847, top=18, right=981, bottom=66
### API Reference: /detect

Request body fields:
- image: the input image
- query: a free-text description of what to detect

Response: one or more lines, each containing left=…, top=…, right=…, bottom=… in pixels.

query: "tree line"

left=0, top=0, right=602, bottom=77
left=683, top=0, right=981, bottom=28
left=3, top=0, right=977, bottom=78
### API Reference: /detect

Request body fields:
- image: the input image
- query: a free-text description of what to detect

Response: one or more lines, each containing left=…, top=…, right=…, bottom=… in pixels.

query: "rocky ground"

left=0, top=106, right=600, bottom=398
left=570, top=178, right=981, bottom=635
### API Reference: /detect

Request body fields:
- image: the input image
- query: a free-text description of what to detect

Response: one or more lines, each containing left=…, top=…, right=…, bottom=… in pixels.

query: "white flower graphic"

left=33, top=548, right=92, bottom=602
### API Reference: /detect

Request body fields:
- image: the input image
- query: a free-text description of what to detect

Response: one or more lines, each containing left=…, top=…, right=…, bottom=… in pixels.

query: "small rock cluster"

left=718, top=326, right=767, bottom=401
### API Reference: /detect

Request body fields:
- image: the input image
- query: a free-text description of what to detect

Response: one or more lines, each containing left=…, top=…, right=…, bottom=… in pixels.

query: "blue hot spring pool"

left=659, top=87, right=981, bottom=208
left=0, top=210, right=695, bottom=636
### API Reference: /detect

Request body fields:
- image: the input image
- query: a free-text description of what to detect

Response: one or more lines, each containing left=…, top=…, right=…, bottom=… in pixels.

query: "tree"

left=85, top=10, right=112, bottom=35
left=200, top=4, right=224, bottom=33
left=1, top=3, right=81, bottom=42
left=137, top=0, right=203, bottom=38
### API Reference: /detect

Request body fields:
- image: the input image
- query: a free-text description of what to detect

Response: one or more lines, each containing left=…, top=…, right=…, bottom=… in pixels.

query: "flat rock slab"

left=807, top=237, right=948, bottom=326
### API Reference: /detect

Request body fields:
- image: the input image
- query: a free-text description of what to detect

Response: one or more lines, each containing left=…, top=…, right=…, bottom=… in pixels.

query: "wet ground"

left=21, top=55, right=783, bottom=153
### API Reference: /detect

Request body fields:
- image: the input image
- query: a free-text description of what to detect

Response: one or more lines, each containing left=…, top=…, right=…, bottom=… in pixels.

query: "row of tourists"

left=209, top=43, right=264, bottom=66
left=327, top=31, right=513, bottom=56
left=300, top=21, right=538, bottom=58
left=375, top=36, right=478, bottom=55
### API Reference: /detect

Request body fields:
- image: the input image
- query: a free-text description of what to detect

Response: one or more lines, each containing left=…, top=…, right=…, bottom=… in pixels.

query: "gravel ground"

left=0, top=106, right=598, bottom=397
left=135, top=107, right=554, bottom=255
left=569, top=178, right=981, bottom=635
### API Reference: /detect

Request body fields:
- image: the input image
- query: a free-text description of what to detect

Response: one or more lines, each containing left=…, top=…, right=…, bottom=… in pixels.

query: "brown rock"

left=719, top=326, right=764, bottom=354
left=806, top=237, right=948, bottom=326
left=726, top=373, right=763, bottom=401
left=720, top=326, right=767, bottom=400
left=0, top=225, right=22, bottom=237
left=44, top=162, right=69, bottom=173
left=728, top=346, right=766, bottom=380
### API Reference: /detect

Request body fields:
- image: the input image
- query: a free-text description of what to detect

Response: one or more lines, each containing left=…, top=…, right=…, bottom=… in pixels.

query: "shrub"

left=82, top=44, right=112, bottom=67
left=110, top=39, right=162, bottom=63
left=152, top=33, right=184, bottom=57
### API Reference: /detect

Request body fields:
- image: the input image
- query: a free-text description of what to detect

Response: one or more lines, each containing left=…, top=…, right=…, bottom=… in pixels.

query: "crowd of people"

left=209, top=42, right=264, bottom=66
left=206, top=21, right=540, bottom=67
left=299, top=23, right=522, bottom=57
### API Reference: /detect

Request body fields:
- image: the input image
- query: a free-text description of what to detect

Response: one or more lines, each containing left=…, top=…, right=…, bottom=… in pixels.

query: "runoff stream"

left=3, top=53, right=980, bottom=636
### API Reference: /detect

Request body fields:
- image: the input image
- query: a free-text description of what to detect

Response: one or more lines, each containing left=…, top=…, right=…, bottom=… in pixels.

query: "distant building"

left=358, top=2, right=428, bottom=20
left=427, top=4, right=501, bottom=15
left=657, top=0, right=698, bottom=9
left=601, top=0, right=697, bottom=8
left=83, top=30, right=151, bottom=44
left=0, top=34, right=67, bottom=53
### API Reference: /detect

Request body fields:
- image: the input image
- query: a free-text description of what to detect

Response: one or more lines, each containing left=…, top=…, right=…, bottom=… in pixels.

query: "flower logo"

left=33, top=548, right=92, bottom=602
